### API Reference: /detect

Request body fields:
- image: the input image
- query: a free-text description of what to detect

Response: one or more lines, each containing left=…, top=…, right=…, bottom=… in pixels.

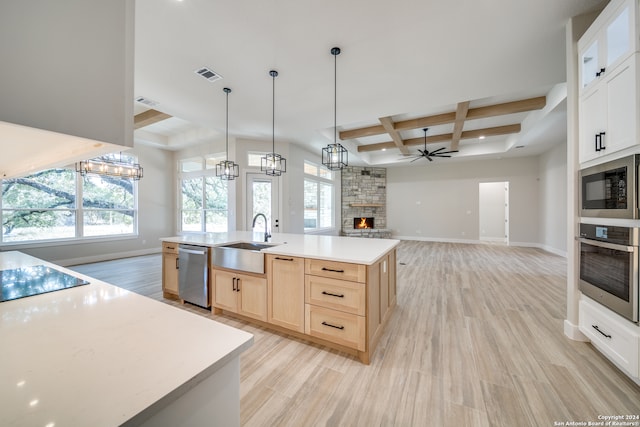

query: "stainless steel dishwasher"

left=178, top=244, right=209, bottom=308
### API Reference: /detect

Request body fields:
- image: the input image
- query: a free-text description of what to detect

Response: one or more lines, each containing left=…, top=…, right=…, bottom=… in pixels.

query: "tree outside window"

left=1, top=158, right=138, bottom=243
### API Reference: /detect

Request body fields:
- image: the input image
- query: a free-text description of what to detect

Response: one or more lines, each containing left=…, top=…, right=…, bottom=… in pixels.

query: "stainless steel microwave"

left=580, top=155, right=640, bottom=219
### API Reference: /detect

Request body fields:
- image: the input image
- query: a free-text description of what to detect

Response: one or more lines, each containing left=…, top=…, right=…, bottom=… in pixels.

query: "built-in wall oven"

left=580, top=154, right=640, bottom=219
left=579, top=223, right=639, bottom=323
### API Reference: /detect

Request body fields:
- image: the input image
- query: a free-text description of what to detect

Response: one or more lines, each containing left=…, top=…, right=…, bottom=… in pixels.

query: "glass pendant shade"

left=216, top=160, right=239, bottom=180
left=216, top=87, right=239, bottom=180
left=322, top=143, right=348, bottom=171
left=261, top=152, right=286, bottom=176
left=322, top=46, right=348, bottom=171
left=261, top=70, right=286, bottom=176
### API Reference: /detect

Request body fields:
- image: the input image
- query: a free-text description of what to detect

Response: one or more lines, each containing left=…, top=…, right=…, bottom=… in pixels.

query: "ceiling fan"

left=404, top=128, right=458, bottom=162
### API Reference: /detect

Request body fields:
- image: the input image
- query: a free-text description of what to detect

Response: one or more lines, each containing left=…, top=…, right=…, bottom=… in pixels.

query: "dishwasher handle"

left=179, top=248, right=208, bottom=256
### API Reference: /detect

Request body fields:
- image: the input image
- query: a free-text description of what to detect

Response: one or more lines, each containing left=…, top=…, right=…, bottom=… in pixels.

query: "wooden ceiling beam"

left=340, top=95, right=545, bottom=141
left=393, top=112, right=456, bottom=132
left=134, top=109, right=172, bottom=130
left=339, top=124, right=386, bottom=140
left=356, top=123, right=521, bottom=152
left=465, top=96, right=546, bottom=120
left=450, top=101, right=470, bottom=152
left=379, top=116, right=410, bottom=155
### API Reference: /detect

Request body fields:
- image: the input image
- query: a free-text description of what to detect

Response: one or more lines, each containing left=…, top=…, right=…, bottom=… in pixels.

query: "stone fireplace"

left=341, top=166, right=391, bottom=238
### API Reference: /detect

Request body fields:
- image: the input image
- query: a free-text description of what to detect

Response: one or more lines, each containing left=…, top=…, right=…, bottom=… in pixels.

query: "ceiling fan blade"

left=427, top=156, right=433, bottom=162
left=435, top=155, right=452, bottom=158
left=410, top=157, right=422, bottom=163
left=430, top=147, right=446, bottom=154
left=436, top=150, right=459, bottom=155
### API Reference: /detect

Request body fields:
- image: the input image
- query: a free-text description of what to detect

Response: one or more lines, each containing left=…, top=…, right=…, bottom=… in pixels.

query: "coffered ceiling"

left=133, top=0, right=606, bottom=166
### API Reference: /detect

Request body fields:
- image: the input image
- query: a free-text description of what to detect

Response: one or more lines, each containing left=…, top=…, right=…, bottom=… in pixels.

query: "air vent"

left=135, top=96, right=159, bottom=108
left=195, top=67, right=223, bottom=82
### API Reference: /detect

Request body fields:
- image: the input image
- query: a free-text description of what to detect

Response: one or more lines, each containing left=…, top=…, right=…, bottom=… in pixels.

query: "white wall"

left=0, top=0, right=134, bottom=147
left=10, top=144, right=175, bottom=265
left=387, top=157, right=540, bottom=245
left=538, top=140, right=568, bottom=255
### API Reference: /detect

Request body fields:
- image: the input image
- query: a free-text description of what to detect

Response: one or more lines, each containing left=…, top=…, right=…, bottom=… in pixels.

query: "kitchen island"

left=0, top=251, right=253, bottom=427
left=162, top=232, right=399, bottom=364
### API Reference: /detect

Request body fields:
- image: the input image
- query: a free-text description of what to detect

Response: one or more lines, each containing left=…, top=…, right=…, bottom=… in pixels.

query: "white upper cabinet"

left=579, top=0, right=638, bottom=93
left=578, top=0, right=640, bottom=164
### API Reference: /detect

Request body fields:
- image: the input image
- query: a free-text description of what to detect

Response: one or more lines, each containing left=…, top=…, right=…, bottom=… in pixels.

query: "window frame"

left=0, top=161, right=139, bottom=246
left=303, top=160, right=335, bottom=233
left=178, top=153, right=231, bottom=233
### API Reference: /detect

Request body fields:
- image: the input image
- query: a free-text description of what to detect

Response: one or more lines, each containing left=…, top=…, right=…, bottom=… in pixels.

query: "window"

left=179, top=154, right=229, bottom=232
left=304, top=161, right=334, bottom=232
left=247, top=152, right=266, bottom=168
left=1, top=155, right=138, bottom=243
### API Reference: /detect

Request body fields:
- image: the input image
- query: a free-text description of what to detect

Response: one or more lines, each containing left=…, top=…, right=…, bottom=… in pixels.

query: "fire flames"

left=357, top=217, right=369, bottom=229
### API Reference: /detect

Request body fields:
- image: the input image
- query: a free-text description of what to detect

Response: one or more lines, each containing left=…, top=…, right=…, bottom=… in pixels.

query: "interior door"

left=246, top=173, right=280, bottom=234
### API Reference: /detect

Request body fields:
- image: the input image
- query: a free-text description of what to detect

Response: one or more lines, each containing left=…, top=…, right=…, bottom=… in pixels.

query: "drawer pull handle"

left=321, top=267, right=345, bottom=273
left=321, top=321, right=344, bottom=330
left=175, top=257, right=179, bottom=269
left=322, top=291, right=345, bottom=298
left=275, top=257, right=294, bottom=261
left=592, top=324, right=612, bottom=339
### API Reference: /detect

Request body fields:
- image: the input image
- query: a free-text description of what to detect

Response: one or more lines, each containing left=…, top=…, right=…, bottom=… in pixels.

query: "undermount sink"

left=212, top=242, right=278, bottom=274
left=220, top=242, right=275, bottom=251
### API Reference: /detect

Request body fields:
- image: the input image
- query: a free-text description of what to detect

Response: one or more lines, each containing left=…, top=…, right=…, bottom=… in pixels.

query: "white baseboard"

left=394, top=235, right=567, bottom=257
left=564, top=319, right=588, bottom=341
left=392, top=235, right=480, bottom=245
left=59, top=248, right=162, bottom=267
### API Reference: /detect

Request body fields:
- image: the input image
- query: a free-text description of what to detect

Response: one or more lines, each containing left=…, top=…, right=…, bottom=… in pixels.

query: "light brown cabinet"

left=212, top=269, right=267, bottom=322
left=212, top=249, right=397, bottom=365
left=162, top=242, right=179, bottom=299
left=267, top=255, right=305, bottom=333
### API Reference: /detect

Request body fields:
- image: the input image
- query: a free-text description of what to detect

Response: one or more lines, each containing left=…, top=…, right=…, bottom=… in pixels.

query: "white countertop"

left=162, top=231, right=400, bottom=265
left=0, top=251, right=253, bottom=427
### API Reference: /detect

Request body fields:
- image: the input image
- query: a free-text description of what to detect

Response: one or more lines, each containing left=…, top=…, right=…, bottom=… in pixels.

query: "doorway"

left=479, top=181, right=509, bottom=244
left=246, top=173, right=280, bottom=235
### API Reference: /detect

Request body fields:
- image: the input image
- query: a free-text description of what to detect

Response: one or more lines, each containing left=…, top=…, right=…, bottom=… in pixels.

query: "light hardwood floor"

left=70, top=241, right=640, bottom=426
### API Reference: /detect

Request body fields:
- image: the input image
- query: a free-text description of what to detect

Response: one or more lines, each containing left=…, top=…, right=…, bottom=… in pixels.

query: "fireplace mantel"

left=350, top=203, right=384, bottom=207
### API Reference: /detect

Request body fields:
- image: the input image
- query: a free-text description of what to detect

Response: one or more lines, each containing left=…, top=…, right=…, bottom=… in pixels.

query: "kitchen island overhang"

left=0, top=250, right=253, bottom=427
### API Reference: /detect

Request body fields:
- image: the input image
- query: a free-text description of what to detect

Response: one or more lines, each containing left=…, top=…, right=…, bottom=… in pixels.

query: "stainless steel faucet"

left=252, top=213, right=271, bottom=242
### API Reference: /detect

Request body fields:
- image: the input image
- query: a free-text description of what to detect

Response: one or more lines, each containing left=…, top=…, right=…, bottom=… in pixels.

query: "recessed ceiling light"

left=382, top=148, right=386, bottom=151
left=479, top=135, right=485, bottom=140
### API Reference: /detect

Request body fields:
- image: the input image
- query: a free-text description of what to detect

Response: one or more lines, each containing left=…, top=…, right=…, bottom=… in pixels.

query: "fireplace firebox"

left=354, top=217, right=374, bottom=229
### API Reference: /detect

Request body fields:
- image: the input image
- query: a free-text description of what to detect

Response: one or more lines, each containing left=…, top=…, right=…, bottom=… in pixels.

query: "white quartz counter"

left=162, top=231, right=400, bottom=265
left=0, top=251, right=253, bottom=427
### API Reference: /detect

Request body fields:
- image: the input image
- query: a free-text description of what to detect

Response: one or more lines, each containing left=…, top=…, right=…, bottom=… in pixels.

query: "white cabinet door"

left=578, top=0, right=637, bottom=94
left=579, top=85, right=607, bottom=163
left=606, top=55, right=638, bottom=155
left=579, top=54, right=639, bottom=164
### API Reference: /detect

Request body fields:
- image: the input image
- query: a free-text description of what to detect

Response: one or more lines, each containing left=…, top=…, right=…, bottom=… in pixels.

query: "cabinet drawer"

left=305, top=275, right=365, bottom=315
left=162, top=242, right=179, bottom=254
left=579, top=298, right=639, bottom=377
left=305, top=258, right=366, bottom=283
left=305, top=304, right=365, bottom=351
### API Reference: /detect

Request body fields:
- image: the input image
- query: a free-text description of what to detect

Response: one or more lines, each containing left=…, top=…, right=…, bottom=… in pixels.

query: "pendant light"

left=322, top=47, right=348, bottom=171
left=261, top=70, right=286, bottom=176
left=76, top=153, right=143, bottom=180
left=216, top=87, right=239, bottom=180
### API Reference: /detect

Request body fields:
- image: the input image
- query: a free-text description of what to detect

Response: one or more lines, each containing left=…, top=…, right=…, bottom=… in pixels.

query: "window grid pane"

left=1, top=159, right=138, bottom=243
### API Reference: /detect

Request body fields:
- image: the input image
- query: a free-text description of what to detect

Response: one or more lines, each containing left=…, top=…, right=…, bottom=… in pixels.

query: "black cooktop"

left=0, top=265, right=90, bottom=303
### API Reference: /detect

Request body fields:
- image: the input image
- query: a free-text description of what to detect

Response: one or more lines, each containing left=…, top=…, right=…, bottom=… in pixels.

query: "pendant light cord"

left=223, top=87, right=231, bottom=162
left=334, top=50, right=337, bottom=145
left=272, top=72, right=275, bottom=154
